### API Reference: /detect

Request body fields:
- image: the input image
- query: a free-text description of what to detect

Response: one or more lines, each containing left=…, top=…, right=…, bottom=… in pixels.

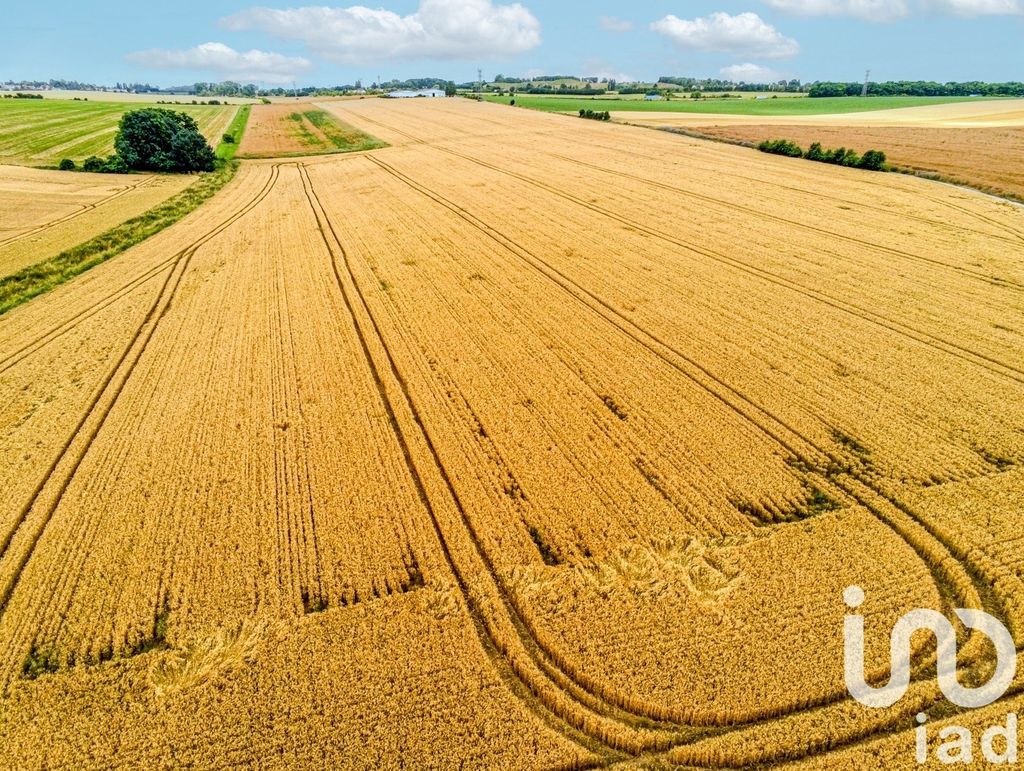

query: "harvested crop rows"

left=0, top=98, right=1022, bottom=767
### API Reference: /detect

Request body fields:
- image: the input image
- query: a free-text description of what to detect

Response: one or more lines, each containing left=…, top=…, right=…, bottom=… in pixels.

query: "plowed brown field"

left=693, top=124, right=1024, bottom=201
left=0, top=98, right=1021, bottom=768
left=238, top=101, right=384, bottom=158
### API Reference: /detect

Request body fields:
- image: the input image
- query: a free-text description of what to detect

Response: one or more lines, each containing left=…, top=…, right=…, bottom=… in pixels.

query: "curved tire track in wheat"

left=297, top=163, right=651, bottom=760
left=0, top=176, right=158, bottom=249
left=0, top=170, right=278, bottom=374
left=303, top=153, right=992, bottom=766
left=0, top=167, right=281, bottom=634
left=353, top=152, right=1008, bottom=765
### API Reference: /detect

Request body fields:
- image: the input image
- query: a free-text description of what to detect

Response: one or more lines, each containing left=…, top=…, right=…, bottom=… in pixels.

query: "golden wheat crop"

left=0, top=97, right=1020, bottom=768
left=0, top=165, right=193, bottom=278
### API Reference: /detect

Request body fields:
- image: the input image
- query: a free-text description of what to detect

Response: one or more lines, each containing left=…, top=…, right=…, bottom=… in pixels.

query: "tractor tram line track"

left=572, top=130, right=1024, bottom=249
left=0, top=176, right=159, bottom=250
left=298, top=163, right=647, bottom=762
left=426, top=144, right=1024, bottom=385
left=344, top=104, right=1024, bottom=250
left=0, top=168, right=280, bottom=374
left=337, top=109, right=1024, bottom=384
left=542, top=151, right=1024, bottom=292
left=349, top=150, right=1010, bottom=764
left=0, top=166, right=282, bottom=655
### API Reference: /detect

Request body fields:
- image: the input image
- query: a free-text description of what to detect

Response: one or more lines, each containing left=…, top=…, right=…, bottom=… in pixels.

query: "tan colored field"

left=0, top=98, right=1022, bottom=767
left=11, top=90, right=257, bottom=105
left=691, top=124, right=1024, bottom=201
left=617, top=97, right=1024, bottom=129
left=238, top=102, right=384, bottom=158
left=0, top=165, right=194, bottom=278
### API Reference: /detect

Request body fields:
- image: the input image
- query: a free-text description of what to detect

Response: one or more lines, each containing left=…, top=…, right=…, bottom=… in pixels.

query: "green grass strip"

left=302, top=109, right=386, bottom=152
left=215, top=105, right=251, bottom=161
left=0, top=161, right=239, bottom=316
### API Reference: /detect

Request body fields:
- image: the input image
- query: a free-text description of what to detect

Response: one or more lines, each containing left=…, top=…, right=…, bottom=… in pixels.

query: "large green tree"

left=114, top=109, right=216, bottom=173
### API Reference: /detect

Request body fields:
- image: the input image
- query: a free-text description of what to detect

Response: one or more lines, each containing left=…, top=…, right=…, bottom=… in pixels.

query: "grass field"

left=215, top=105, right=251, bottom=161
left=0, top=99, right=238, bottom=167
left=0, top=98, right=1021, bottom=766
left=486, top=93, right=997, bottom=115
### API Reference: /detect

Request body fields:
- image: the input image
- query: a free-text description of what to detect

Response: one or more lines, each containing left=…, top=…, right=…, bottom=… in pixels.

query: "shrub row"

left=757, top=139, right=888, bottom=171
left=579, top=109, right=611, bottom=122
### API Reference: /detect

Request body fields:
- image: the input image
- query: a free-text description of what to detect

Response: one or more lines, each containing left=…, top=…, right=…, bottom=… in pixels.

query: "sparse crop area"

left=0, top=99, right=238, bottom=167
left=0, top=97, right=1022, bottom=767
left=237, top=102, right=386, bottom=158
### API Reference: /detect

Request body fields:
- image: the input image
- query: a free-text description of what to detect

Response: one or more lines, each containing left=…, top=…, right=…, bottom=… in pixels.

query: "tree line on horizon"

left=808, top=80, right=1024, bottom=97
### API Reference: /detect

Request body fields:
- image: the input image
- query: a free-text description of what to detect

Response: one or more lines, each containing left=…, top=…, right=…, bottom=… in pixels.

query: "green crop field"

left=0, top=99, right=238, bottom=167
left=484, top=94, right=997, bottom=116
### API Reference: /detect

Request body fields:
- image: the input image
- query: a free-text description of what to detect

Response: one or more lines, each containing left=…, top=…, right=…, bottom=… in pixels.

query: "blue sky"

left=1, top=0, right=1021, bottom=87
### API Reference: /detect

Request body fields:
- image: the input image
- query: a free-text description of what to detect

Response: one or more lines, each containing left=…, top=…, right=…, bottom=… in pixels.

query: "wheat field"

left=0, top=98, right=1021, bottom=767
left=0, top=164, right=194, bottom=279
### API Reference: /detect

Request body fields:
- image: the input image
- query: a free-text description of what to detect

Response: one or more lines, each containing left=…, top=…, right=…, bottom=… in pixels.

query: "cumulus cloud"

left=762, top=0, right=911, bottom=20
left=221, top=0, right=542, bottom=62
left=126, top=42, right=311, bottom=84
left=582, top=59, right=633, bottom=82
left=926, top=0, right=1023, bottom=14
left=763, top=0, right=1021, bottom=19
left=599, top=15, right=634, bottom=32
left=651, top=12, right=799, bottom=58
left=720, top=63, right=785, bottom=82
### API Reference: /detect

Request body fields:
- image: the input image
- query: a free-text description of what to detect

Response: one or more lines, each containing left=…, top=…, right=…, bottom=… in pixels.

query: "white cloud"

left=581, top=59, right=634, bottom=82
left=926, top=0, right=1023, bottom=14
left=599, top=15, right=634, bottom=32
left=763, top=0, right=1021, bottom=18
left=126, top=42, right=311, bottom=84
left=762, top=0, right=911, bottom=20
left=720, top=63, right=785, bottom=82
left=221, top=0, right=542, bottom=63
left=651, top=12, right=799, bottom=58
